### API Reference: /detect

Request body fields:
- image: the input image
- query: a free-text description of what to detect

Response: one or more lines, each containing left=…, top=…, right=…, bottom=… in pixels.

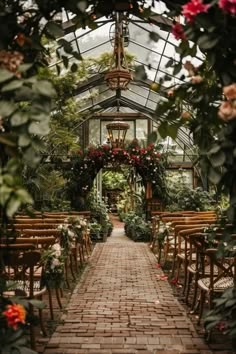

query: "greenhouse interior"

left=0, top=0, right=236, bottom=353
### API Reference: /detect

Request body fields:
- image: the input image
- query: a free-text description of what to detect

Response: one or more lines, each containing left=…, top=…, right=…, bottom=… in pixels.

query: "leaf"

left=149, top=31, right=160, bottom=42
left=16, top=189, right=33, bottom=203
left=208, top=144, right=221, bottom=154
left=18, top=134, right=31, bottom=147
left=209, top=151, right=226, bottom=167
left=0, top=101, right=16, bottom=116
left=165, top=58, right=174, bottom=68
left=29, top=299, right=46, bottom=309
left=72, top=51, right=82, bottom=60
left=0, top=68, right=14, bottom=83
left=57, top=39, right=73, bottom=54
left=173, top=63, right=182, bottom=76
left=205, top=320, right=221, bottom=331
left=71, top=63, right=78, bottom=72
left=29, top=121, right=50, bottom=136
left=46, top=21, right=64, bottom=39
left=147, top=131, right=157, bottom=145
left=11, top=112, right=29, bottom=126
left=197, top=35, right=219, bottom=50
left=6, top=196, right=22, bottom=217
left=208, top=167, right=222, bottom=184
left=62, top=55, right=69, bottom=68
left=34, top=80, right=56, bottom=97
left=18, top=63, right=33, bottom=72
left=158, top=122, right=168, bottom=139
left=1, top=80, right=23, bottom=92
left=134, top=65, right=147, bottom=80
left=167, top=124, right=179, bottom=140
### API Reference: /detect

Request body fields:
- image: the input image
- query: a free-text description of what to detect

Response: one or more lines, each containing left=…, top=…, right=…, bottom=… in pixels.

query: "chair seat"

left=177, top=252, right=196, bottom=261
left=198, top=276, right=234, bottom=292
left=6, top=280, right=46, bottom=297
left=187, top=263, right=218, bottom=274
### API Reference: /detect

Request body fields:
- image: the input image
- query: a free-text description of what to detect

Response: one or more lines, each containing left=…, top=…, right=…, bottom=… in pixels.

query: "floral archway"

left=65, top=139, right=168, bottom=209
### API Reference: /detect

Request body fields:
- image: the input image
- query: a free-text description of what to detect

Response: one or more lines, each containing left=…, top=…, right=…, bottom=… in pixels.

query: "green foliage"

left=0, top=160, right=33, bottom=217
left=102, top=171, right=126, bottom=191
left=204, top=287, right=236, bottom=340
left=23, top=164, right=68, bottom=211
left=167, top=185, right=214, bottom=212
left=87, top=192, right=113, bottom=239
left=124, top=212, right=151, bottom=242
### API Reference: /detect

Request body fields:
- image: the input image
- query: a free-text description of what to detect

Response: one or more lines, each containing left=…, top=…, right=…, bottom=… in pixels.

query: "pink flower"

left=218, top=100, right=236, bottom=121
left=219, top=0, right=236, bottom=15
left=182, top=0, right=210, bottom=22
left=172, top=22, right=187, bottom=40
left=223, top=83, right=236, bottom=100
left=156, top=263, right=162, bottom=268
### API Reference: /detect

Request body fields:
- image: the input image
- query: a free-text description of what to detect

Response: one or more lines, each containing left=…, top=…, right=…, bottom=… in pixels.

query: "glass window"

left=89, top=119, right=100, bottom=145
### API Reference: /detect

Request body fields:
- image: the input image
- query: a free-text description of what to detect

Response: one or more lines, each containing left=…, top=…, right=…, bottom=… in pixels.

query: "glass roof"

left=49, top=8, right=205, bottom=161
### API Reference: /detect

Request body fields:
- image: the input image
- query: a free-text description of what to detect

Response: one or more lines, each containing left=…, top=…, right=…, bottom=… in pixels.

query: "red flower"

left=219, top=0, right=236, bottom=15
left=170, top=278, right=179, bottom=284
left=182, top=0, right=210, bottom=22
left=156, top=263, right=162, bottom=268
left=172, top=22, right=187, bottom=40
left=3, top=303, right=26, bottom=330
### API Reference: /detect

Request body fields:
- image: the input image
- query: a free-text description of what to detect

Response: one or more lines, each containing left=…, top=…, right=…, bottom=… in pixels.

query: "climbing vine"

left=65, top=139, right=168, bottom=208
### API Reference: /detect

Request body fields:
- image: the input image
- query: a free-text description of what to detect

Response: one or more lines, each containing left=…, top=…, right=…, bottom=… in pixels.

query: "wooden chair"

left=196, top=243, right=234, bottom=325
left=0, top=245, right=47, bottom=349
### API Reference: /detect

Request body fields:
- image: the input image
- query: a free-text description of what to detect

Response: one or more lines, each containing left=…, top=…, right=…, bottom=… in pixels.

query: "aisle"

left=44, top=221, right=212, bottom=354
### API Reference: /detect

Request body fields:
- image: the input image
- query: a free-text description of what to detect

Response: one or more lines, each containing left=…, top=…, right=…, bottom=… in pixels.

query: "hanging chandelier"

left=106, top=119, right=130, bottom=149
left=105, top=14, right=132, bottom=90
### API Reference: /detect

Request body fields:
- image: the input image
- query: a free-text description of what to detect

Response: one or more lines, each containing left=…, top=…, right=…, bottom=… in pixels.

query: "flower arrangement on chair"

left=67, top=216, right=88, bottom=243
left=41, top=243, right=65, bottom=288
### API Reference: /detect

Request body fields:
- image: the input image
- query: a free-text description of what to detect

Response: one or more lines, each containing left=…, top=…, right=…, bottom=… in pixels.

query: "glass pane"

left=167, top=169, right=193, bottom=188
left=136, top=119, right=148, bottom=141
left=89, top=119, right=100, bottom=145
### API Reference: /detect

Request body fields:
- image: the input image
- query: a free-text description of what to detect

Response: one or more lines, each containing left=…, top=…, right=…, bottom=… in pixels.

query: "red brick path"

left=44, top=229, right=219, bottom=354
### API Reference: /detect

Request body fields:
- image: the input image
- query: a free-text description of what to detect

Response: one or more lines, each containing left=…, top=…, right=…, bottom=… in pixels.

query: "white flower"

left=52, top=258, right=60, bottom=267
left=52, top=243, right=61, bottom=257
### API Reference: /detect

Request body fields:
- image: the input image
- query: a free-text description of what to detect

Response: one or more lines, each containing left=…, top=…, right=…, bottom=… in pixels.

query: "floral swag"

left=66, top=139, right=168, bottom=203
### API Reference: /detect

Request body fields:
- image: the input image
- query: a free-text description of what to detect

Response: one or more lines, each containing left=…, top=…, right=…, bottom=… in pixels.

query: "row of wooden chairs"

left=1, top=210, right=93, bottom=349
left=150, top=210, right=236, bottom=339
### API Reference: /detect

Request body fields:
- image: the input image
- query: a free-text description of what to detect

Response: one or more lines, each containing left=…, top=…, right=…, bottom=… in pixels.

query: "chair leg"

left=191, top=275, right=199, bottom=311
left=175, top=257, right=182, bottom=282
left=29, top=303, right=36, bottom=350
left=64, top=260, right=70, bottom=289
left=78, top=245, right=84, bottom=267
left=69, top=254, right=76, bottom=280
left=197, top=289, right=206, bottom=325
left=185, top=271, right=193, bottom=305
left=171, top=249, right=177, bottom=276
left=73, top=246, right=79, bottom=272
left=55, top=287, right=63, bottom=309
left=182, top=259, right=189, bottom=295
left=47, top=286, right=54, bottom=320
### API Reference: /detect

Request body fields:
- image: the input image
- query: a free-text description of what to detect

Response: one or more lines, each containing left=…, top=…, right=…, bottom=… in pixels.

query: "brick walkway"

left=45, top=227, right=215, bottom=354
